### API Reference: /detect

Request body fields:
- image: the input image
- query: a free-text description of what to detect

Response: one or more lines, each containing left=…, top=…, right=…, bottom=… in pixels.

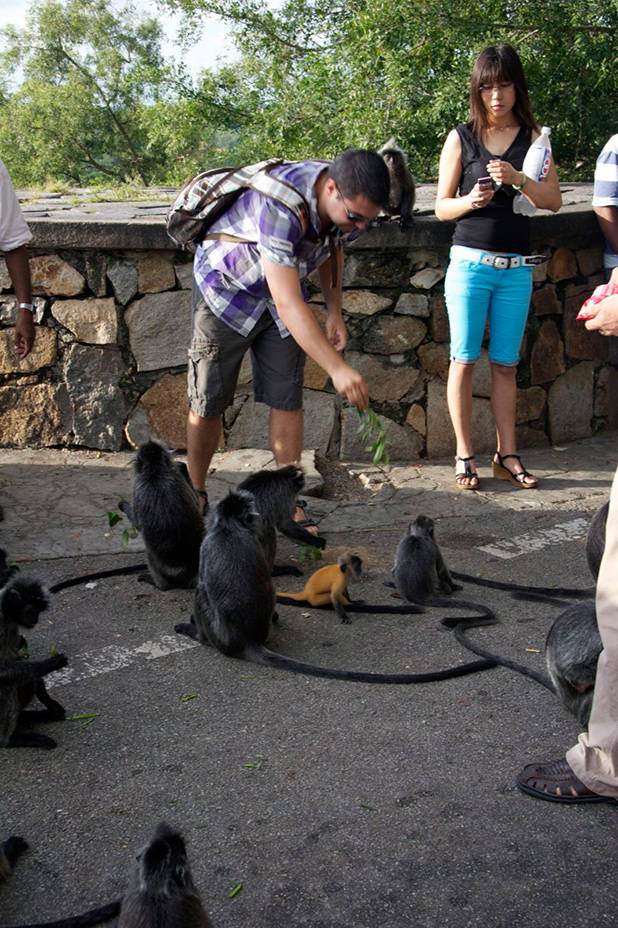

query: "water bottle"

left=512, top=126, right=552, bottom=216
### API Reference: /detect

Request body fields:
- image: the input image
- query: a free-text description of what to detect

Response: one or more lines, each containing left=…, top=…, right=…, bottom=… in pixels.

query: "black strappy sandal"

left=455, top=455, right=479, bottom=490
left=492, top=452, right=538, bottom=489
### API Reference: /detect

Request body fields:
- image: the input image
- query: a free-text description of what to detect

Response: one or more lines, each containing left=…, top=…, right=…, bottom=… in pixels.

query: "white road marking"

left=478, top=517, right=590, bottom=560
left=48, top=633, right=199, bottom=688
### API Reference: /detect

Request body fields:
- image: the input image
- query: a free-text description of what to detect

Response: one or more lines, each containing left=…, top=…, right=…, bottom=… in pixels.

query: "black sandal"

left=455, top=456, right=479, bottom=490
left=492, top=452, right=538, bottom=489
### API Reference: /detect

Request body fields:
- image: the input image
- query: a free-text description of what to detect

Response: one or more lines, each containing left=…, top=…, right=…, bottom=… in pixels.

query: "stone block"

left=0, top=327, right=57, bottom=373
left=304, top=356, right=329, bottom=390
left=345, top=350, right=423, bottom=403
left=563, top=291, right=608, bottom=361
left=227, top=389, right=337, bottom=455
left=340, top=290, right=393, bottom=316
left=430, top=293, right=450, bottom=343
left=576, top=247, right=603, bottom=278
left=51, top=297, right=117, bottom=344
left=530, top=320, right=565, bottom=385
left=138, top=252, right=176, bottom=293
left=514, top=425, right=550, bottom=449
left=125, top=290, right=192, bottom=371
left=63, top=345, right=129, bottom=449
left=85, top=253, right=108, bottom=297
left=237, top=352, right=253, bottom=386
left=0, top=382, right=66, bottom=447
left=108, top=260, right=139, bottom=305
left=409, top=267, right=445, bottom=290
left=174, top=262, right=194, bottom=290
left=426, top=379, right=494, bottom=457
left=30, top=255, right=85, bottom=296
left=340, top=406, right=423, bottom=462
left=516, top=386, right=547, bottom=424
left=0, top=257, right=10, bottom=290
left=417, top=342, right=449, bottom=380
left=394, top=292, right=429, bottom=317
left=532, top=284, right=561, bottom=316
left=472, top=349, right=491, bottom=397
left=547, top=247, right=577, bottom=283
left=406, top=403, right=426, bottom=436
left=548, top=361, right=595, bottom=443
left=126, top=373, right=188, bottom=449
left=342, top=252, right=411, bottom=288
left=363, top=316, right=426, bottom=354
left=410, top=248, right=440, bottom=270
left=594, top=365, right=609, bottom=417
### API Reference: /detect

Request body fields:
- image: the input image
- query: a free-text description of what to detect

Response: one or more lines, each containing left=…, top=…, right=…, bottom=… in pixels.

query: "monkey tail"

left=451, top=570, right=594, bottom=600
left=275, top=597, right=424, bottom=614
left=50, top=564, right=147, bottom=594
left=275, top=592, right=309, bottom=604
left=443, top=618, right=556, bottom=693
left=511, top=591, right=576, bottom=607
left=245, top=643, right=495, bottom=685
left=0, top=899, right=121, bottom=928
left=422, top=598, right=496, bottom=623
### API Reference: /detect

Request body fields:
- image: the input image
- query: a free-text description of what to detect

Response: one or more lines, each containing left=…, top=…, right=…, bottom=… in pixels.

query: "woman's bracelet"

left=512, top=172, right=527, bottom=191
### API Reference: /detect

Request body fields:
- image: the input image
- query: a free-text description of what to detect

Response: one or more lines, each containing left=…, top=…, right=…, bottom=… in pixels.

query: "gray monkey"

left=378, top=137, right=416, bottom=229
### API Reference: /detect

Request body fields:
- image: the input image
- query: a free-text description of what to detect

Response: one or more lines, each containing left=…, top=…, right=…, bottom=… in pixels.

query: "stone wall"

left=1, top=188, right=615, bottom=461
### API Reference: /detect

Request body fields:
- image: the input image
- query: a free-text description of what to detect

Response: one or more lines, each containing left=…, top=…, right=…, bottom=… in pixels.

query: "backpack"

left=166, top=158, right=311, bottom=251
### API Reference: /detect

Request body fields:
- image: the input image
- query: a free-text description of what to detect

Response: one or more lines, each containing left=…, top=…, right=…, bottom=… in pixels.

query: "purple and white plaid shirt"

left=193, top=160, right=360, bottom=337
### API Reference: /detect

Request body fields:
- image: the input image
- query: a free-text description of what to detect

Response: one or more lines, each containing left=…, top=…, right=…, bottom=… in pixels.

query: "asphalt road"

left=1, top=435, right=616, bottom=928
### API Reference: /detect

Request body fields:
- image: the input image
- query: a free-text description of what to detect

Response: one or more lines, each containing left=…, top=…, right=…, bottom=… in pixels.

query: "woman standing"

left=435, top=44, right=561, bottom=489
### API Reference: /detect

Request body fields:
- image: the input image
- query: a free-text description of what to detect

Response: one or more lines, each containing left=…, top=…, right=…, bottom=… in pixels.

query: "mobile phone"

left=478, top=176, right=493, bottom=190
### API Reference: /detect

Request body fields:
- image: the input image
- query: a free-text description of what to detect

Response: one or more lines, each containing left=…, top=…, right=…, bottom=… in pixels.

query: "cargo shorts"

left=187, top=284, right=306, bottom=417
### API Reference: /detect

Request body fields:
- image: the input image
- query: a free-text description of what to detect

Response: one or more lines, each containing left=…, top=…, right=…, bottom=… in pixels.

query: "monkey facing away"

left=175, top=490, right=495, bottom=684
left=545, top=600, right=602, bottom=726
left=378, top=137, right=416, bottom=229
left=0, top=576, right=68, bottom=750
left=276, top=553, right=425, bottom=623
left=237, top=464, right=326, bottom=571
left=119, top=441, right=205, bottom=590
left=0, top=822, right=212, bottom=928
left=391, top=516, right=495, bottom=622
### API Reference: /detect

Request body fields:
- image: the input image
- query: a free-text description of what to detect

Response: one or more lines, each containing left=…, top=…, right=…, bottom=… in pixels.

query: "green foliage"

left=356, top=407, right=390, bottom=466
left=165, top=0, right=617, bottom=179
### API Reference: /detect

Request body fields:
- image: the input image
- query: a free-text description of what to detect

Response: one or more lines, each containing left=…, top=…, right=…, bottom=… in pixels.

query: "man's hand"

left=325, top=311, right=347, bottom=351
left=14, top=308, right=35, bottom=359
left=331, top=361, right=369, bottom=410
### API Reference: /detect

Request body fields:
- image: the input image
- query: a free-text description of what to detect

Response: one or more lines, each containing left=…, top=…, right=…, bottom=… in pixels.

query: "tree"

left=164, top=0, right=618, bottom=179
left=0, top=0, right=240, bottom=185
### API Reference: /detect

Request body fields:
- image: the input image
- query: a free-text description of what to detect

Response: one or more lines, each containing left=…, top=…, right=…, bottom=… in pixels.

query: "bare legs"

left=446, top=359, right=537, bottom=487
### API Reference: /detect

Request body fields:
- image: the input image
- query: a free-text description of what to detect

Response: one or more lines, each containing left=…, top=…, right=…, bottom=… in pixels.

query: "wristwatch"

left=18, top=302, right=35, bottom=313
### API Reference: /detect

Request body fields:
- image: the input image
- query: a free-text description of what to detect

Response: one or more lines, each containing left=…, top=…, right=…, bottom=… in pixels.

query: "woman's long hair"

left=468, top=44, right=539, bottom=139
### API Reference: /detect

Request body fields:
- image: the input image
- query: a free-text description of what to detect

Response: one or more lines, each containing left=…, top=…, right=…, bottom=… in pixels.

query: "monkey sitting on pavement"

left=378, top=137, right=416, bottom=230
left=276, top=553, right=425, bottom=623
left=545, top=600, right=601, bottom=726
left=391, top=516, right=495, bottom=622
left=118, top=441, right=205, bottom=590
left=237, top=464, right=326, bottom=573
left=0, top=836, right=28, bottom=883
left=175, top=490, right=495, bottom=684
left=0, top=822, right=212, bottom=928
left=0, top=576, right=68, bottom=750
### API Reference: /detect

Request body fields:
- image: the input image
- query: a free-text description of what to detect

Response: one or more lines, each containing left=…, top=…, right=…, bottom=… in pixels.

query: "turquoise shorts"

left=444, top=245, right=534, bottom=366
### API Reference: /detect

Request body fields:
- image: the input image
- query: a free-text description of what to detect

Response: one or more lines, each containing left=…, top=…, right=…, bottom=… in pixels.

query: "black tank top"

left=452, top=122, right=532, bottom=254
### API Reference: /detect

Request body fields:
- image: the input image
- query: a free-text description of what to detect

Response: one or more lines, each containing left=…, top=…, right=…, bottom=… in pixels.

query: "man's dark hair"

left=328, top=149, right=390, bottom=210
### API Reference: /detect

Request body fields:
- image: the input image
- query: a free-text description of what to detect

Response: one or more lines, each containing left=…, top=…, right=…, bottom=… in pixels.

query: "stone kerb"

left=0, top=187, right=614, bottom=460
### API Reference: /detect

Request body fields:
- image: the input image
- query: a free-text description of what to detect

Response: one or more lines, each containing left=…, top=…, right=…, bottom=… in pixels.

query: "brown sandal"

left=516, top=758, right=617, bottom=804
left=455, top=455, right=479, bottom=490
left=492, top=452, right=538, bottom=489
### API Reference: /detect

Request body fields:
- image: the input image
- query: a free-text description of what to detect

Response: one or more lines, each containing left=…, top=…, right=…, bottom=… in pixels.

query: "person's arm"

left=262, top=255, right=369, bottom=409
left=317, top=245, right=347, bottom=351
left=5, top=244, right=35, bottom=359
left=487, top=131, right=562, bottom=212
left=593, top=205, right=618, bottom=256
left=435, top=129, right=495, bottom=221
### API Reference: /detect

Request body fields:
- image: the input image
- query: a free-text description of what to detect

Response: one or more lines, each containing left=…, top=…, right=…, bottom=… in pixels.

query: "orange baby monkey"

left=277, top=553, right=362, bottom=623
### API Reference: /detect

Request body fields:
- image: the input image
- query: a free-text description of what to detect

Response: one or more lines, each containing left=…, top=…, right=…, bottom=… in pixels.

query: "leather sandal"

left=516, top=758, right=617, bottom=805
left=492, top=452, right=538, bottom=489
left=455, top=455, right=479, bottom=490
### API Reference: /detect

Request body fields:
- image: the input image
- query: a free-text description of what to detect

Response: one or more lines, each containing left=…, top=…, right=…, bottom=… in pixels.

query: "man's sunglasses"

left=335, top=183, right=377, bottom=227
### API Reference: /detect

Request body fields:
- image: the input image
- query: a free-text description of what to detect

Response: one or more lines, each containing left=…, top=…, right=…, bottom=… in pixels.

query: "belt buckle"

left=493, top=256, right=509, bottom=269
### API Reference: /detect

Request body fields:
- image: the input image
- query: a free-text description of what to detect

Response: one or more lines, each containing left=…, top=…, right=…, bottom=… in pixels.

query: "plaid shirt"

left=193, top=160, right=360, bottom=337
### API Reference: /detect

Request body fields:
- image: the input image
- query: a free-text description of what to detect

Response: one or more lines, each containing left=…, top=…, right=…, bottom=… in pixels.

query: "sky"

left=0, top=0, right=240, bottom=78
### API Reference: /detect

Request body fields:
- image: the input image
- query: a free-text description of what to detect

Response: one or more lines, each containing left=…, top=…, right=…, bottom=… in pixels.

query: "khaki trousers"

left=566, top=464, right=618, bottom=797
